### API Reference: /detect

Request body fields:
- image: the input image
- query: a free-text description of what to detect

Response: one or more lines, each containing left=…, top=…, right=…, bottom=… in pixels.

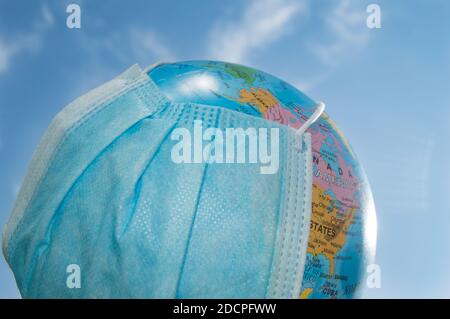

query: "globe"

left=148, top=60, right=377, bottom=298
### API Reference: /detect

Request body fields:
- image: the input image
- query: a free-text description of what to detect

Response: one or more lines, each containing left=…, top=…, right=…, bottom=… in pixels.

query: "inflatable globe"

left=148, top=61, right=377, bottom=298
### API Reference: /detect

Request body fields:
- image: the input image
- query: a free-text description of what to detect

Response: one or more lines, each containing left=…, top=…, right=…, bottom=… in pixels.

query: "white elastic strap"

left=295, top=101, right=325, bottom=138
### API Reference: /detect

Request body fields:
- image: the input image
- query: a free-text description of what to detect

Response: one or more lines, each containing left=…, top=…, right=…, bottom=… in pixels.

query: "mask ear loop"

left=294, top=101, right=326, bottom=148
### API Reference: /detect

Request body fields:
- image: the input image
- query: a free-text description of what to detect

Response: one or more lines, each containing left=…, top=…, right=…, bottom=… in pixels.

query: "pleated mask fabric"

left=2, top=64, right=314, bottom=298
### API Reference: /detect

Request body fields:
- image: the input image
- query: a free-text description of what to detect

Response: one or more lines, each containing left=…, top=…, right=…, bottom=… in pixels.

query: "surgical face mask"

left=2, top=64, right=324, bottom=298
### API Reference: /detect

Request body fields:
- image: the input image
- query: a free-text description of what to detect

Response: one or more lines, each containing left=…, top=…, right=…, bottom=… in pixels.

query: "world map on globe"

left=148, top=60, right=377, bottom=298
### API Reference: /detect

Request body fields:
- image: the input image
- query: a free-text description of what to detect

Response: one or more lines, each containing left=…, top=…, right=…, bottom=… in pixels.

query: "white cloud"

left=290, top=0, right=371, bottom=92
left=308, top=0, right=369, bottom=67
left=293, top=71, right=331, bottom=93
left=0, top=41, right=14, bottom=73
left=130, top=28, right=175, bottom=62
left=208, top=0, right=306, bottom=63
left=0, top=4, right=54, bottom=74
left=77, top=26, right=175, bottom=69
left=64, top=26, right=176, bottom=99
left=38, top=4, right=54, bottom=28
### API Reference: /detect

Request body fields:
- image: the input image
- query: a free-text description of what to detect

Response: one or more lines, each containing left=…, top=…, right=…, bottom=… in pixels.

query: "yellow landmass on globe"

left=300, top=288, right=313, bottom=299
left=307, top=183, right=354, bottom=275
left=238, top=87, right=278, bottom=114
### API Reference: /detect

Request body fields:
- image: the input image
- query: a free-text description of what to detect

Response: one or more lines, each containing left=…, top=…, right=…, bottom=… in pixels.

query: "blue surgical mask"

left=2, top=64, right=324, bottom=298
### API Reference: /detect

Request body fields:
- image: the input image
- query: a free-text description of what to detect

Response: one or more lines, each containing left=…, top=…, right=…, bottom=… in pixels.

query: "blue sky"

left=1, top=0, right=450, bottom=298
